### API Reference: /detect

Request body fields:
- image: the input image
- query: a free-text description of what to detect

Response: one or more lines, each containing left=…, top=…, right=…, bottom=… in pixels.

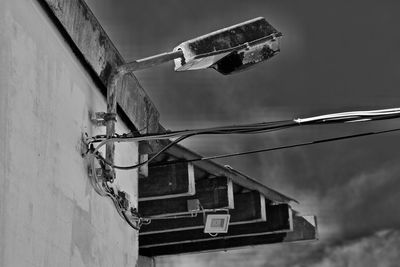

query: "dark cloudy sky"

left=86, top=0, right=400, bottom=266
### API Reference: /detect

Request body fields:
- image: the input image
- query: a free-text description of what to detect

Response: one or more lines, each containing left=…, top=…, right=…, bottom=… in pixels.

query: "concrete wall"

left=0, top=0, right=140, bottom=266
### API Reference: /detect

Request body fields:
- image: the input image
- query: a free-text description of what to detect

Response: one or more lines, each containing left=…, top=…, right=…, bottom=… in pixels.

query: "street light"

left=86, top=16, right=282, bottom=231
left=173, top=17, right=281, bottom=74
left=101, top=17, right=282, bottom=180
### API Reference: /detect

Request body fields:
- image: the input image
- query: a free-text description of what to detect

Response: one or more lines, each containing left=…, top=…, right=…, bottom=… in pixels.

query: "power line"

left=90, top=107, right=400, bottom=155
left=150, top=127, right=400, bottom=167
left=88, top=107, right=400, bottom=170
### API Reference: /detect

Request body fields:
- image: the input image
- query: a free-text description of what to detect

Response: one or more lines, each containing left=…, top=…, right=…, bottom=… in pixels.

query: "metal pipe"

left=104, top=50, right=184, bottom=180
left=123, top=50, right=184, bottom=73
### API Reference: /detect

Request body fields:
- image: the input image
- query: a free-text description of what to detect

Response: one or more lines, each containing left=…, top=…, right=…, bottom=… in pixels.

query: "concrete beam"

left=139, top=215, right=317, bottom=256
left=139, top=203, right=292, bottom=247
left=139, top=177, right=234, bottom=217
left=139, top=163, right=196, bottom=201
left=39, top=0, right=160, bottom=136
left=139, top=190, right=268, bottom=235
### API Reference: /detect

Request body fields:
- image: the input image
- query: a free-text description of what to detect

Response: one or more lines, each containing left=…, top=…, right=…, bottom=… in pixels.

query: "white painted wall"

left=0, top=0, right=140, bottom=266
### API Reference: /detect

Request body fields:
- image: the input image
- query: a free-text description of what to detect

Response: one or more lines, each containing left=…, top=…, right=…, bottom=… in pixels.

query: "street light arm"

left=104, top=49, right=185, bottom=180
left=121, top=50, right=184, bottom=73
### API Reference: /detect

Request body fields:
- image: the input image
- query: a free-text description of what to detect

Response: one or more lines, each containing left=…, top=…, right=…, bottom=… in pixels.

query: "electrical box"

left=187, top=199, right=201, bottom=212
left=204, top=214, right=230, bottom=234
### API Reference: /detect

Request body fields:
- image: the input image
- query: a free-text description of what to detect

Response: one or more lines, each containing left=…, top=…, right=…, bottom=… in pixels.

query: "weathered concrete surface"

left=40, top=0, right=160, bottom=137
left=137, top=256, right=155, bottom=267
left=0, top=0, right=139, bottom=266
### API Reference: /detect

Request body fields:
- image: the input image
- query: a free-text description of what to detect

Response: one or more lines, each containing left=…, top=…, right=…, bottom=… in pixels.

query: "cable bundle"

left=294, top=107, right=400, bottom=124
left=86, top=107, right=400, bottom=170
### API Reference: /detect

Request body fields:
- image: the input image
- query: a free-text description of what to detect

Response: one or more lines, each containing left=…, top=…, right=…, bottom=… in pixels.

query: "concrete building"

left=0, top=0, right=143, bottom=266
left=0, top=0, right=316, bottom=266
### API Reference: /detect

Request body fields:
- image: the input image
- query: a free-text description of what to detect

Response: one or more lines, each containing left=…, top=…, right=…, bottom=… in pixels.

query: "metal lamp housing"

left=173, top=17, right=282, bottom=75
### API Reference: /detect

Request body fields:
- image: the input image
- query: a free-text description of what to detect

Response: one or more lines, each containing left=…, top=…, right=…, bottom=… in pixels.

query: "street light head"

left=173, top=17, right=282, bottom=75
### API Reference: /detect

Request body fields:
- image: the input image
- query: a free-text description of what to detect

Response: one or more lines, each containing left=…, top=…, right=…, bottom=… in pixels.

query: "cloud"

left=156, top=229, right=400, bottom=267
left=309, top=229, right=400, bottom=267
left=286, top=159, right=400, bottom=242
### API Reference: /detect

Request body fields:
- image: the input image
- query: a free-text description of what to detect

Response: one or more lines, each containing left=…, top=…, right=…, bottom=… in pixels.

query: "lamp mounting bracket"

left=90, top=111, right=117, bottom=127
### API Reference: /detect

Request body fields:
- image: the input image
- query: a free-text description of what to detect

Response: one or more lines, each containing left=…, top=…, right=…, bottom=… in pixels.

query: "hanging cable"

left=294, top=107, right=400, bottom=124
left=87, top=107, right=400, bottom=170
left=88, top=119, right=296, bottom=155
left=88, top=154, right=148, bottom=230
left=94, top=134, right=195, bottom=170
left=89, top=107, right=400, bottom=153
left=92, top=124, right=296, bottom=170
left=150, top=127, right=400, bottom=167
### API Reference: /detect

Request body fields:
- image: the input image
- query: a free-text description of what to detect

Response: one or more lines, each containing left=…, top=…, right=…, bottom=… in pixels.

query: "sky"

left=85, top=1, right=400, bottom=266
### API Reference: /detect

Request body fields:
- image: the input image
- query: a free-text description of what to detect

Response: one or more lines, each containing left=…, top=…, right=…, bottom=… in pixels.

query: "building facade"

left=0, top=1, right=316, bottom=266
left=0, top=0, right=143, bottom=266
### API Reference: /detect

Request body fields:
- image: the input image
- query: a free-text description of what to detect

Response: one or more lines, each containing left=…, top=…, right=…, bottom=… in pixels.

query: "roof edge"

left=38, top=0, right=160, bottom=135
left=167, top=144, right=297, bottom=204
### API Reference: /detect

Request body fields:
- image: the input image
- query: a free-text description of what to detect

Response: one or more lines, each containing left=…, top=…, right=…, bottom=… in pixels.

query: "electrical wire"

left=121, top=209, right=141, bottom=230
left=89, top=119, right=296, bottom=155
left=88, top=107, right=400, bottom=170
left=93, top=123, right=297, bottom=170
left=88, top=154, right=146, bottom=230
left=149, top=127, right=400, bottom=167
left=86, top=108, right=400, bottom=230
left=294, top=107, right=400, bottom=124
left=90, top=107, right=400, bottom=153
left=88, top=153, right=109, bottom=197
left=94, top=134, right=194, bottom=170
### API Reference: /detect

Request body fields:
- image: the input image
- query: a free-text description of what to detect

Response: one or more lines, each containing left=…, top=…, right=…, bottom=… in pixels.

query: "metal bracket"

left=103, top=167, right=116, bottom=183
left=90, top=112, right=117, bottom=126
left=80, top=133, right=90, bottom=157
left=88, top=166, right=104, bottom=178
left=87, top=154, right=110, bottom=197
